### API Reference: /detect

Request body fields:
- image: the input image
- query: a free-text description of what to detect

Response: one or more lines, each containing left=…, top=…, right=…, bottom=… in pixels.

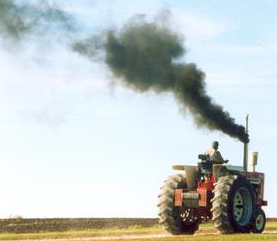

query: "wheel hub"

left=232, top=187, right=252, bottom=225
left=255, top=213, right=265, bottom=230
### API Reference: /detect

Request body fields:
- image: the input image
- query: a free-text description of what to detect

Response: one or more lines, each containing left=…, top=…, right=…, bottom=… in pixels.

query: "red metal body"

left=197, top=174, right=214, bottom=207
left=174, top=189, right=183, bottom=206
left=244, top=171, right=267, bottom=206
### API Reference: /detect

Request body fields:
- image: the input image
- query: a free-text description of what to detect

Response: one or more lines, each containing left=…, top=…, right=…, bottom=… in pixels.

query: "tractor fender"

left=213, top=164, right=244, bottom=182
left=172, top=165, right=199, bottom=190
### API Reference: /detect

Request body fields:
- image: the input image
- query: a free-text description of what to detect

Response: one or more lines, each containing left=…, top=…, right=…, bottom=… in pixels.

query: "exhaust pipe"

left=243, top=114, right=249, bottom=171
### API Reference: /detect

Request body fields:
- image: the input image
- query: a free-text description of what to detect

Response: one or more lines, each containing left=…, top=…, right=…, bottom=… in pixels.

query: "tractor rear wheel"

left=252, top=208, right=266, bottom=233
left=158, top=174, right=199, bottom=235
left=211, top=175, right=255, bottom=233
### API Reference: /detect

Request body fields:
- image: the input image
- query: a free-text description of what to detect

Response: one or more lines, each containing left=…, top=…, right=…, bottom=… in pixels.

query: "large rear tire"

left=158, top=174, right=199, bottom=235
left=211, top=175, right=255, bottom=233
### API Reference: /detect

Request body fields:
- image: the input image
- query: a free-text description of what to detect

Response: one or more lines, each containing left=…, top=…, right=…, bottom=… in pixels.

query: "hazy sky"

left=0, top=0, right=277, bottom=218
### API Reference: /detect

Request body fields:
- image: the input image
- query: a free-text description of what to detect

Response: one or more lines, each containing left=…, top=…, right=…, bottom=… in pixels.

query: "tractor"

left=158, top=116, right=267, bottom=234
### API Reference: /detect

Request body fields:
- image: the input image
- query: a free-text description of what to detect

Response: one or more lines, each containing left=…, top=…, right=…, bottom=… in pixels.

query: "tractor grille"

left=183, top=191, right=199, bottom=208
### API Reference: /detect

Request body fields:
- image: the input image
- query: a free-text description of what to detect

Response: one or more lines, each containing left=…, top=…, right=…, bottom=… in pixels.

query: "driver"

left=207, top=141, right=225, bottom=164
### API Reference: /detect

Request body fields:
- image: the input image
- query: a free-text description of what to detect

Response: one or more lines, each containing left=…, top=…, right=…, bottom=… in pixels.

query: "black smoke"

left=73, top=19, right=249, bottom=143
left=0, top=0, right=74, bottom=40
left=0, top=2, right=248, bottom=142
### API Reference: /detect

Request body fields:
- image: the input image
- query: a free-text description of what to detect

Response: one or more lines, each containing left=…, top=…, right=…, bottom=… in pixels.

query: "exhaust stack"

left=243, top=114, right=249, bottom=171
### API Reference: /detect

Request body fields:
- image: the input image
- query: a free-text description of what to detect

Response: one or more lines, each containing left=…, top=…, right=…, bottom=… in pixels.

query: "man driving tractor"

left=206, top=141, right=226, bottom=164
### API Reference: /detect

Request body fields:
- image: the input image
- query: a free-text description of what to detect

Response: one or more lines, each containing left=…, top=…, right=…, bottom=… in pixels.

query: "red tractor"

left=158, top=118, right=267, bottom=234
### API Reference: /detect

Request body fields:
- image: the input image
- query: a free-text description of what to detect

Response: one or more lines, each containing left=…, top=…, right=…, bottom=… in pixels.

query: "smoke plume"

left=0, top=2, right=248, bottom=143
left=73, top=19, right=249, bottom=143
left=0, top=0, right=74, bottom=40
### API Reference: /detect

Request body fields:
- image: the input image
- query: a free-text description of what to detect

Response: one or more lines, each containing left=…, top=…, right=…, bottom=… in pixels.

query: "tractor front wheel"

left=252, top=208, right=266, bottom=233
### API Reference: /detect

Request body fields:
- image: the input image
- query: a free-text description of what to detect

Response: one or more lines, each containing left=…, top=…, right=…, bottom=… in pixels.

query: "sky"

left=0, top=0, right=277, bottom=218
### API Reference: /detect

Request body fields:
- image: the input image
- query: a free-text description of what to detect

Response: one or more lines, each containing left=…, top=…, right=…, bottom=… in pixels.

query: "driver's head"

left=212, top=141, right=219, bottom=150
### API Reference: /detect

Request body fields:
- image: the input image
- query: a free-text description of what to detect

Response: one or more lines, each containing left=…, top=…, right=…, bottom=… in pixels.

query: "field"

left=0, top=218, right=277, bottom=241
